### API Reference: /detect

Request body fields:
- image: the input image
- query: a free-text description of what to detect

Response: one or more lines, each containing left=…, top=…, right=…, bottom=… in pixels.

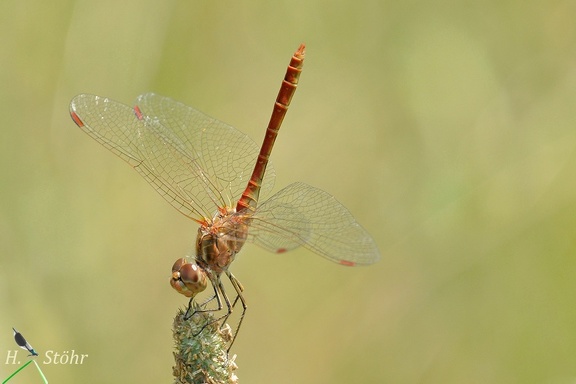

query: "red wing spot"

left=339, top=260, right=356, bottom=267
left=133, top=105, right=144, bottom=120
left=276, top=248, right=287, bottom=254
left=70, top=111, right=84, bottom=127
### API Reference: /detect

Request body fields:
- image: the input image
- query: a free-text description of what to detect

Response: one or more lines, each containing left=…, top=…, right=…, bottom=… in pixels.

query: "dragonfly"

left=12, top=328, right=38, bottom=356
left=69, top=44, right=380, bottom=346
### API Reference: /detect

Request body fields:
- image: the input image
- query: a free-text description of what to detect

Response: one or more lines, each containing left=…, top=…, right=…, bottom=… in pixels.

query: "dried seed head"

left=172, top=307, right=238, bottom=384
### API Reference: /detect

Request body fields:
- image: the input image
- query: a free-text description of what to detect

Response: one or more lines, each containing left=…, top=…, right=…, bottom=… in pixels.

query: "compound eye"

left=171, top=258, right=187, bottom=273
left=179, top=263, right=201, bottom=284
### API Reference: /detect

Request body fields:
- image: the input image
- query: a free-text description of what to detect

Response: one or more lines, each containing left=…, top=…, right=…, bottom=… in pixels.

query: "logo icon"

left=3, top=327, right=48, bottom=384
left=12, top=328, right=39, bottom=357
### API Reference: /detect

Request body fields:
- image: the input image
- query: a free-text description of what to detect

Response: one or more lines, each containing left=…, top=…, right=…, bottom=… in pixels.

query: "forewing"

left=70, top=94, right=226, bottom=221
left=135, top=93, right=276, bottom=204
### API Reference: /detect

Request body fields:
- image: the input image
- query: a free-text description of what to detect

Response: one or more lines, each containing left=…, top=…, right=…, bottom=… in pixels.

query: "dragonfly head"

left=170, top=258, right=208, bottom=298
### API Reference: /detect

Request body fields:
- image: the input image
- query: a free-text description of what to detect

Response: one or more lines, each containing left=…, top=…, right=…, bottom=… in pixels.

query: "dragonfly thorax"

left=195, top=211, right=250, bottom=275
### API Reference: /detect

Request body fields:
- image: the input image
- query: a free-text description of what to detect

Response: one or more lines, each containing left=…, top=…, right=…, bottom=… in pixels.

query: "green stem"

left=32, top=359, right=48, bottom=384
left=2, top=359, right=33, bottom=384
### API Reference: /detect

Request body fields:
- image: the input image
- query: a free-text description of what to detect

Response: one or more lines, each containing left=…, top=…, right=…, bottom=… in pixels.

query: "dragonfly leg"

left=184, top=281, right=223, bottom=320
left=183, top=274, right=246, bottom=352
left=196, top=292, right=219, bottom=308
left=186, top=279, right=234, bottom=340
left=215, top=277, right=234, bottom=321
left=192, top=276, right=239, bottom=348
left=223, top=271, right=247, bottom=352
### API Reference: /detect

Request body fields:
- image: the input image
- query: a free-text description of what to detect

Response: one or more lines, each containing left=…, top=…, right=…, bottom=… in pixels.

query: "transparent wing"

left=135, top=93, right=275, bottom=202
left=249, top=182, right=381, bottom=266
left=70, top=93, right=275, bottom=223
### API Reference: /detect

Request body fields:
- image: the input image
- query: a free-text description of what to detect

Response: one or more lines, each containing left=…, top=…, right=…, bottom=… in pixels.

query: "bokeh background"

left=2, top=1, right=576, bottom=383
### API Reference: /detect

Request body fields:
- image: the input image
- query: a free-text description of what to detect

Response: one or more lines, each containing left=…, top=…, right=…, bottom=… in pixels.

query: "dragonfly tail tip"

left=296, top=43, right=306, bottom=58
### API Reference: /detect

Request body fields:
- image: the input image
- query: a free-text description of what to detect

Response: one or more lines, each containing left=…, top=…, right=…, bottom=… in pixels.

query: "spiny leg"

left=184, top=295, right=216, bottom=319
left=185, top=277, right=236, bottom=340
left=183, top=273, right=246, bottom=351
left=191, top=277, right=236, bottom=338
left=184, top=280, right=223, bottom=321
left=224, top=271, right=247, bottom=352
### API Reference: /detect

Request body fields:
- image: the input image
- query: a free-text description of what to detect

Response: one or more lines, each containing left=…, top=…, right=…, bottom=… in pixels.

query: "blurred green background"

left=2, top=0, right=576, bottom=383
